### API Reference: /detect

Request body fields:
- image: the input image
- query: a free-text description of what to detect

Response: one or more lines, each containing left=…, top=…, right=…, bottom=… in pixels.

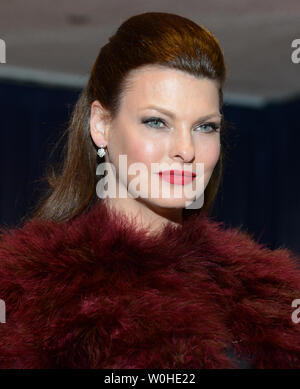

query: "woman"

left=0, top=12, right=300, bottom=369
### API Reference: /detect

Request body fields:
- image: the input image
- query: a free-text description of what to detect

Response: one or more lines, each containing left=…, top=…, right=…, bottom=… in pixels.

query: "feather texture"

left=0, top=200, right=299, bottom=368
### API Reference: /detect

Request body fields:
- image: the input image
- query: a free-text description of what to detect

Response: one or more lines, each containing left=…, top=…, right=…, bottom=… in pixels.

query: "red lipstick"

left=157, top=170, right=196, bottom=185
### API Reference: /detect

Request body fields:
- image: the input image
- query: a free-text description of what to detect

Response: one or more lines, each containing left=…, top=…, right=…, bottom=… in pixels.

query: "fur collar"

left=0, top=200, right=300, bottom=368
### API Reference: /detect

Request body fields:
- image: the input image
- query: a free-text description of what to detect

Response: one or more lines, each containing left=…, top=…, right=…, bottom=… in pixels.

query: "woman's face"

left=90, top=65, right=221, bottom=211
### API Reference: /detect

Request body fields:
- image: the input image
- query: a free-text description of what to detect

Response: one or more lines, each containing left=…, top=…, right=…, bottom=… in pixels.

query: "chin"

left=138, top=195, right=199, bottom=211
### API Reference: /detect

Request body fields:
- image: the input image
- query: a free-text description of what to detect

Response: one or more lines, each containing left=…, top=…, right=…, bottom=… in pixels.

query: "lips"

left=158, top=170, right=196, bottom=177
left=156, top=170, right=196, bottom=185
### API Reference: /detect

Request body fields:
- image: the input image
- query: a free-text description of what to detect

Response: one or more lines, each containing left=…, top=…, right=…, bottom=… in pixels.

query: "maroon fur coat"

left=0, top=200, right=300, bottom=369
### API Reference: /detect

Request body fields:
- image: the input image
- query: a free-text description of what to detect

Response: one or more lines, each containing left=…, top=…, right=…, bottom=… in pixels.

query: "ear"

left=89, top=100, right=110, bottom=148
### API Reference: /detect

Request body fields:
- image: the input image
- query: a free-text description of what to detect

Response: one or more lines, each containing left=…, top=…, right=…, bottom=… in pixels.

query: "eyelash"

left=141, top=117, right=220, bottom=133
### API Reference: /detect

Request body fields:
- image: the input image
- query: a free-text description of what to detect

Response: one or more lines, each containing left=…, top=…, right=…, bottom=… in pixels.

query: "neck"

left=102, top=197, right=183, bottom=236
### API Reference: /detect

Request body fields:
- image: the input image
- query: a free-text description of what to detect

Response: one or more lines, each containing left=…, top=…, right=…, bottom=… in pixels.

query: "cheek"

left=121, top=131, right=165, bottom=167
left=194, top=139, right=220, bottom=177
left=208, top=143, right=221, bottom=168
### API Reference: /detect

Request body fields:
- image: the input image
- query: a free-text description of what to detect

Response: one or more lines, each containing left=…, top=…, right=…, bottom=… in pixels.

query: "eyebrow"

left=140, top=105, right=223, bottom=124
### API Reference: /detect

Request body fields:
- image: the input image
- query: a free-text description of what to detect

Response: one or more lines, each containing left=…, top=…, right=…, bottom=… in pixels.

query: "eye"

left=195, top=122, right=220, bottom=133
left=141, top=117, right=166, bottom=129
left=141, top=117, right=221, bottom=133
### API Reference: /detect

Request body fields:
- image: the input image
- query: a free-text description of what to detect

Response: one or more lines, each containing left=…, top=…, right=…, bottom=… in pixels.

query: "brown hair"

left=28, top=11, right=229, bottom=223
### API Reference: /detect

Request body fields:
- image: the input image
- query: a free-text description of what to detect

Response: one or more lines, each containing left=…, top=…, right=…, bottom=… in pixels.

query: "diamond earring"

left=97, top=144, right=106, bottom=158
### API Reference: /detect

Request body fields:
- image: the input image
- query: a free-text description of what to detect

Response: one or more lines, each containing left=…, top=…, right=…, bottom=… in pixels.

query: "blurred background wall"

left=0, top=0, right=299, bottom=254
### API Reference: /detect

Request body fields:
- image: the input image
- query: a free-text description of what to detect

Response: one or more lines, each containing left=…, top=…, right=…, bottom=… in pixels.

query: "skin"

left=89, top=65, right=221, bottom=235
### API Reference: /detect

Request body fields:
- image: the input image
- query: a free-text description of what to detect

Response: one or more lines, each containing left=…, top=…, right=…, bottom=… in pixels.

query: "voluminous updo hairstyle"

left=30, top=12, right=228, bottom=223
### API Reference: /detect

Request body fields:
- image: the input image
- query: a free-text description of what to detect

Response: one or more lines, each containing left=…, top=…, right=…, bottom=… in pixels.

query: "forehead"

left=121, top=65, right=219, bottom=110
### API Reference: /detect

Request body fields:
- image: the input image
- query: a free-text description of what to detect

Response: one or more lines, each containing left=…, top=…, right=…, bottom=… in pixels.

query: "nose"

left=171, top=128, right=195, bottom=163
